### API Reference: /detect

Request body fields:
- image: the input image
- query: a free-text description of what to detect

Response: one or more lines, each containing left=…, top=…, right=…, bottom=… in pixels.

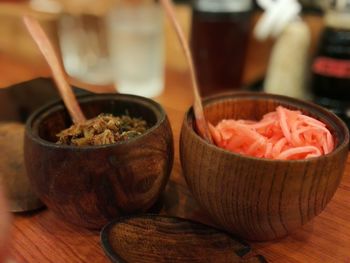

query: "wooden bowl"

left=25, top=93, right=174, bottom=229
left=180, top=92, right=349, bottom=241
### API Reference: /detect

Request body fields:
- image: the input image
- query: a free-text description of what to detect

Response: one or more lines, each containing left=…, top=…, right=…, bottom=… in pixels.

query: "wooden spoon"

left=160, top=0, right=213, bottom=143
left=100, top=214, right=267, bottom=262
left=23, top=16, right=86, bottom=124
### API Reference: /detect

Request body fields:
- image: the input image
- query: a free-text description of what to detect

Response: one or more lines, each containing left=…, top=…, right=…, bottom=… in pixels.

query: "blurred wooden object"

left=101, top=215, right=266, bottom=262
left=0, top=185, right=11, bottom=263
left=0, top=8, right=57, bottom=70
left=0, top=5, right=324, bottom=91
left=0, top=123, right=43, bottom=212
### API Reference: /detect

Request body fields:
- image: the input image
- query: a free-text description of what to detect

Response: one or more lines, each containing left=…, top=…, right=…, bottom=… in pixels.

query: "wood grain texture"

left=101, top=215, right=267, bottom=263
left=0, top=11, right=349, bottom=262
left=180, top=92, right=349, bottom=241
left=24, top=94, right=174, bottom=229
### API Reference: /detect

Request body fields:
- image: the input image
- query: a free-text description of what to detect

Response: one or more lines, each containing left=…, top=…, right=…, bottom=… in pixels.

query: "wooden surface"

left=180, top=92, right=349, bottom=241
left=0, top=6, right=349, bottom=263
left=4, top=70, right=350, bottom=262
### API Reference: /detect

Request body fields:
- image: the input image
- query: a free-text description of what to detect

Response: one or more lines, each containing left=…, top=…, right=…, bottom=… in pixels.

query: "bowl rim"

left=26, top=93, right=167, bottom=150
left=183, top=91, right=350, bottom=163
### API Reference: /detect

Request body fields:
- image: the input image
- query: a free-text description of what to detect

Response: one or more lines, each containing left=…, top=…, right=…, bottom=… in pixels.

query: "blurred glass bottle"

left=311, top=0, right=350, bottom=125
left=190, top=0, right=253, bottom=97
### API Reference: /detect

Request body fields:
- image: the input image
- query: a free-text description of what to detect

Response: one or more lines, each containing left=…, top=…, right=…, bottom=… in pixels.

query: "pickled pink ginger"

left=209, top=106, right=334, bottom=160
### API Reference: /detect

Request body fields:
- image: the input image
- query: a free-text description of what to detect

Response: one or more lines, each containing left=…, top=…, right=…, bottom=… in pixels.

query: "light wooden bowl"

left=180, top=92, right=349, bottom=241
left=25, top=93, right=174, bottom=229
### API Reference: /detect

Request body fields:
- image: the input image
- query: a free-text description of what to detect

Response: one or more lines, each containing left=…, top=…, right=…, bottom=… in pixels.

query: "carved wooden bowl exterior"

left=25, top=94, right=174, bottom=229
left=180, top=92, right=349, bottom=241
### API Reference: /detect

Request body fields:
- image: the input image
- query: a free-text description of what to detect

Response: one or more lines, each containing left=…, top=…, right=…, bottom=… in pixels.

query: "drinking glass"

left=106, top=2, right=165, bottom=98
left=58, top=14, right=113, bottom=85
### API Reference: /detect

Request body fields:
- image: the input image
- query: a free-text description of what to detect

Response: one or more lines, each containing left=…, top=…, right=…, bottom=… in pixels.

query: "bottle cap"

left=193, top=0, right=253, bottom=13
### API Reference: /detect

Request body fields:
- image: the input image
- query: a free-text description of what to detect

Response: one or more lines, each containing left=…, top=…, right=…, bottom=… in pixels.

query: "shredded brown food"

left=56, top=114, right=148, bottom=146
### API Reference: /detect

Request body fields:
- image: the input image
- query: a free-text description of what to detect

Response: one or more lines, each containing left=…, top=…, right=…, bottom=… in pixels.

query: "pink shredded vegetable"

left=209, top=106, right=335, bottom=160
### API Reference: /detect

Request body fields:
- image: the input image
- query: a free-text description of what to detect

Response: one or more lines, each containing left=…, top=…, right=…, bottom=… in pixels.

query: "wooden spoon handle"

left=159, top=0, right=212, bottom=143
left=23, top=16, right=86, bottom=124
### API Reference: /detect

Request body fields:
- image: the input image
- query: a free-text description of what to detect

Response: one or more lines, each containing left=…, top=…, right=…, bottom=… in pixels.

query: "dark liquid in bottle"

left=312, top=27, right=350, bottom=100
left=312, top=27, right=350, bottom=126
left=190, top=10, right=251, bottom=97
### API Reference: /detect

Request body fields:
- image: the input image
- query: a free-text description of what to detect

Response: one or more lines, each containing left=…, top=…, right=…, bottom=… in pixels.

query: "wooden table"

left=1, top=59, right=349, bottom=263
left=1, top=8, right=349, bottom=262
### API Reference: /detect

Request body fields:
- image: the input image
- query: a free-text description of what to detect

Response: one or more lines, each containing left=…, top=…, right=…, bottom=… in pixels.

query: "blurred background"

left=0, top=0, right=349, bottom=121
left=0, top=0, right=324, bottom=88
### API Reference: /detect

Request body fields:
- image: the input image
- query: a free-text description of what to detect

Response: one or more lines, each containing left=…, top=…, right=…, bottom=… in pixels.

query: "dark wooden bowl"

left=25, top=93, right=174, bottom=229
left=180, top=92, right=349, bottom=241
